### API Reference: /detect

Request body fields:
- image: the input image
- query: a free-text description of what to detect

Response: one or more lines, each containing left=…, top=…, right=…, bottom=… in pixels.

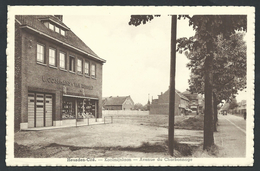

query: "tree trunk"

left=213, top=93, right=218, bottom=132
left=203, top=42, right=214, bottom=150
left=168, top=15, right=177, bottom=156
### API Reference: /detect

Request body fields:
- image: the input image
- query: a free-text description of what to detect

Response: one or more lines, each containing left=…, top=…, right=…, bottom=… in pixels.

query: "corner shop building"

left=15, top=15, right=106, bottom=131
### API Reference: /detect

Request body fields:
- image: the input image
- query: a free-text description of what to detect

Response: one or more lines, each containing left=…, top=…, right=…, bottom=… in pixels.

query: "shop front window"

left=77, top=99, right=96, bottom=119
left=62, top=97, right=76, bottom=119
left=62, top=97, right=97, bottom=120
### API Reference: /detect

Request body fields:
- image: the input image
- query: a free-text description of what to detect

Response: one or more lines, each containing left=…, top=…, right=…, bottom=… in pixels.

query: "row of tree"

left=134, top=103, right=149, bottom=111
left=129, top=15, right=247, bottom=153
left=176, top=15, right=247, bottom=149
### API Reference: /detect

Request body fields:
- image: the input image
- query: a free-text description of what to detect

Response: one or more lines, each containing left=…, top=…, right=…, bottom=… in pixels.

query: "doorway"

left=28, top=92, right=53, bottom=128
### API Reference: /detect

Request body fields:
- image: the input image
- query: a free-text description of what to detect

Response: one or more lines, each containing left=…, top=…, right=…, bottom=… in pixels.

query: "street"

left=214, top=114, right=246, bottom=157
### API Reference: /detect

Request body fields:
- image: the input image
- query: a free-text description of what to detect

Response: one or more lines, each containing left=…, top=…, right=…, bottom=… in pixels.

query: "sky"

left=63, top=15, right=247, bottom=105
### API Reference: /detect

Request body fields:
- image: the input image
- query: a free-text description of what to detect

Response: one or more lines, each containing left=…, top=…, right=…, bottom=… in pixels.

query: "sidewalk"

left=214, top=114, right=246, bottom=157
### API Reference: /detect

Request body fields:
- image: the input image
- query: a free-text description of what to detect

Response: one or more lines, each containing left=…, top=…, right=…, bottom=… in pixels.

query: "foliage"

left=134, top=103, right=144, bottom=110
left=229, top=98, right=238, bottom=109
left=129, top=14, right=247, bottom=150
left=176, top=15, right=247, bottom=150
left=129, top=15, right=160, bottom=26
left=184, top=32, right=246, bottom=104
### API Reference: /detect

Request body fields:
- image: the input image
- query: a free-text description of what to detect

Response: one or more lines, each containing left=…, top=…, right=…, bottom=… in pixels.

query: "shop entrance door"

left=28, top=92, right=53, bottom=128
left=45, top=94, right=53, bottom=126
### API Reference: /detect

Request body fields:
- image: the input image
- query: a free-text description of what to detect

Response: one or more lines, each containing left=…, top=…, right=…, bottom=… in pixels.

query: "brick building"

left=182, top=90, right=199, bottom=114
left=149, top=89, right=189, bottom=115
left=102, top=96, right=134, bottom=110
left=15, top=15, right=106, bottom=131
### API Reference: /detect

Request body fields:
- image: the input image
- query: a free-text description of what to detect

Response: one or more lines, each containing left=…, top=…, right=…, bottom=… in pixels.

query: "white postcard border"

left=6, top=6, right=255, bottom=166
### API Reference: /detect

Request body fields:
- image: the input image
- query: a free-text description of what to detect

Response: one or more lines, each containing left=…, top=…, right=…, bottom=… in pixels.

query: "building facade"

left=15, top=15, right=106, bottom=131
left=149, top=89, right=189, bottom=115
left=102, top=96, right=134, bottom=110
left=182, top=91, right=199, bottom=114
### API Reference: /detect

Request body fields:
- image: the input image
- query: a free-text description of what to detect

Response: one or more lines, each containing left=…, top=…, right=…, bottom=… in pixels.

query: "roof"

left=182, top=90, right=191, bottom=94
left=175, top=90, right=189, bottom=101
left=103, top=96, right=130, bottom=106
left=15, top=15, right=105, bottom=63
left=162, top=89, right=189, bottom=101
left=182, top=90, right=198, bottom=100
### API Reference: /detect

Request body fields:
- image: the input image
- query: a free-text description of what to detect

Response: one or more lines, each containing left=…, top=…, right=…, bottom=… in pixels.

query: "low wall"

left=102, top=110, right=149, bottom=116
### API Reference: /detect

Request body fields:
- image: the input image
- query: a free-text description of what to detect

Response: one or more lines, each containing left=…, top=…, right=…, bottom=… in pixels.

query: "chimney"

left=54, top=15, right=63, bottom=21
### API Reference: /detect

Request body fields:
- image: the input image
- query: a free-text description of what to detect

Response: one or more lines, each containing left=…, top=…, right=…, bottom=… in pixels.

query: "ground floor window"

left=62, top=97, right=76, bottom=119
left=62, top=96, right=97, bottom=119
left=77, top=99, right=96, bottom=119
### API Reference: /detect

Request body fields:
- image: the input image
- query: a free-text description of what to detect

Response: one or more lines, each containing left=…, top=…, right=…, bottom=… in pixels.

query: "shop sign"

left=42, top=76, right=93, bottom=90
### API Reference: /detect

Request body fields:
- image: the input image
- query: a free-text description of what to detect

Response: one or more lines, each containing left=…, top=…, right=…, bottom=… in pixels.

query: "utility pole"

left=168, top=15, right=177, bottom=156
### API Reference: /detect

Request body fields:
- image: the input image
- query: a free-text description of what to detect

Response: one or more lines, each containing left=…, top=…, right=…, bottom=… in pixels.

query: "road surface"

left=215, top=114, right=246, bottom=157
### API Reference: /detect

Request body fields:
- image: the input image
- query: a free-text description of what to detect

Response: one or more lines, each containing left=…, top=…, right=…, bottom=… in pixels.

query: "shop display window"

left=62, top=97, right=76, bottom=119
left=77, top=99, right=96, bottom=119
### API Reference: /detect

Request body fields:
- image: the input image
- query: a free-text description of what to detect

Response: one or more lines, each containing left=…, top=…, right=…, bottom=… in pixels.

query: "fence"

left=102, top=110, right=149, bottom=116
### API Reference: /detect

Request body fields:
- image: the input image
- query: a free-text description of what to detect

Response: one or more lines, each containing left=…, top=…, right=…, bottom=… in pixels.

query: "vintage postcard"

left=6, top=6, right=255, bottom=166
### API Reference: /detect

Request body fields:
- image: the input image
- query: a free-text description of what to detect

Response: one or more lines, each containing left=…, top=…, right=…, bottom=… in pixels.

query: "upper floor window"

left=85, top=61, right=90, bottom=76
left=49, top=48, right=56, bottom=66
left=49, top=23, right=54, bottom=31
left=77, top=59, right=83, bottom=74
left=43, top=22, right=66, bottom=36
left=69, top=56, right=75, bottom=72
left=55, top=26, right=60, bottom=33
left=59, top=52, right=66, bottom=69
left=43, top=22, right=48, bottom=28
left=91, top=64, right=96, bottom=78
left=60, top=29, right=65, bottom=36
left=37, top=44, right=45, bottom=63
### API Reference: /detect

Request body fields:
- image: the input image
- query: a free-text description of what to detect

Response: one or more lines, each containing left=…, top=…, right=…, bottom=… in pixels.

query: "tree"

left=177, top=15, right=246, bottom=150
left=229, top=98, right=238, bottom=110
left=134, top=103, right=143, bottom=110
left=129, top=14, right=247, bottom=151
left=185, top=33, right=247, bottom=131
left=143, top=103, right=149, bottom=111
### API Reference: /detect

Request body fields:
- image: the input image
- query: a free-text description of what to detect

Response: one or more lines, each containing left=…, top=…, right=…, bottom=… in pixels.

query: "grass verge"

left=175, top=115, right=204, bottom=130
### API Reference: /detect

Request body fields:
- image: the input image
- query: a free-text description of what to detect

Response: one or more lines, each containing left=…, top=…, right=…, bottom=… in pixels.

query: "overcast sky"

left=63, top=15, right=247, bottom=105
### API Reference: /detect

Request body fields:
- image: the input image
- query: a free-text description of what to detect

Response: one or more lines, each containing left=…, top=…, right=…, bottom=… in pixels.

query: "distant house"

left=231, top=100, right=246, bottom=115
left=150, top=89, right=189, bottom=115
left=103, top=96, right=134, bottom=110
left=182, top=91, right=200, bottom=114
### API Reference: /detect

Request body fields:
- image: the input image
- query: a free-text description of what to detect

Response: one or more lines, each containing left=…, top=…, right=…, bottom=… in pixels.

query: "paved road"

left=214, top=114, right=246, bottom=157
